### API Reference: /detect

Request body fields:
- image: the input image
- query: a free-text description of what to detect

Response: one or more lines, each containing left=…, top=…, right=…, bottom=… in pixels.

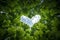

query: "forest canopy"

left=0, top=0, right=60, bottom=40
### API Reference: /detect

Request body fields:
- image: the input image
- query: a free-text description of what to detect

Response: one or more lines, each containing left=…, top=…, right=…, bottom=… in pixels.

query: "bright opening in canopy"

left=20, top=15, right=41, bottom=28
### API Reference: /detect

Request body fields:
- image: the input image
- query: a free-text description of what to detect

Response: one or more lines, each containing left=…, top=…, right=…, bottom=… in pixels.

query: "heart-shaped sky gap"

left=20, top=15, right=41, bottom=29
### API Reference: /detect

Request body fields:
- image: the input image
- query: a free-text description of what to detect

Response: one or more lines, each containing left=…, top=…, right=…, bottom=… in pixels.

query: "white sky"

left=20, top=15, right=41, bottom=28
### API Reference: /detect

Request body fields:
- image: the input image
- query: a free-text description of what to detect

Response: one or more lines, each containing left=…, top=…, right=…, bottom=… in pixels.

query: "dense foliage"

left=0, top=0, right=60, bottom=40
